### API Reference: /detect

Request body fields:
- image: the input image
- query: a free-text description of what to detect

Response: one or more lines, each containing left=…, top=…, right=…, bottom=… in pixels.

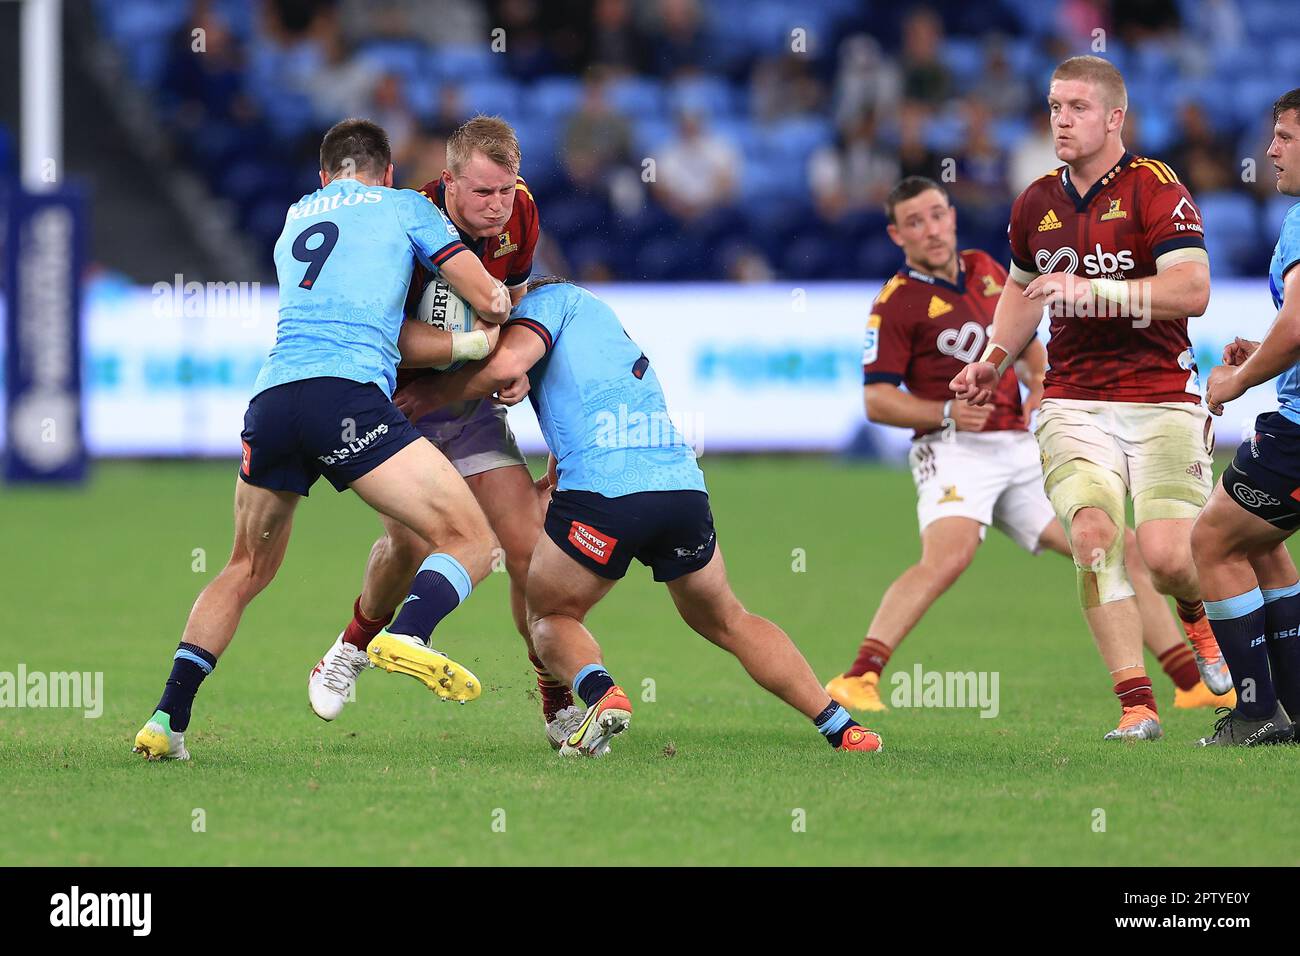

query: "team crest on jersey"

left=1038, top=209, right=1063, bottom=232
left=1100, top=198, right=1127, bottom=221
left=980, top=274, right=1002, bottom=297
left=927, top=295, right=954, bottom=319
left=493, top=230, right=519, bottom=258
left=938, top=485, right=964, bottom=504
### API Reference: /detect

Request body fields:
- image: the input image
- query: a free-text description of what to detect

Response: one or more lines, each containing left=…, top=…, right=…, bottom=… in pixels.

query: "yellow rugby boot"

left=825, top=672, right=889, bottom=712
left=366, top=631, right=481, bottom=702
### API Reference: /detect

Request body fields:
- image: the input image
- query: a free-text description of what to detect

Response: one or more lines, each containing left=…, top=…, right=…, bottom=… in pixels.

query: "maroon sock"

left=847, top=638, right=892, bottom=678
left=1158, top=645, right=1199, bottom=691
left=1176, top=598, right=1205, bottom=625
left=342, top=596, right=392, bottom=651
left=1114, top=676, right=1157, bottom=713
left=529, top=652, right=573, bottom=721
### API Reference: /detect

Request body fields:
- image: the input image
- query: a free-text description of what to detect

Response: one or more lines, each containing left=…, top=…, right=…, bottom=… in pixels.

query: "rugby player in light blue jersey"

left=134, top=119, right=512, bottom=760
left=1191, top=88, right=1300, bottom=746
left=395, top=277, right=883, bottom=755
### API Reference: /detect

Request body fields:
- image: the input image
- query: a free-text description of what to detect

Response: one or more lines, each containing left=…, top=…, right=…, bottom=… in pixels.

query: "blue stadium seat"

left=460, top=79, right=521, bottom=118
left=668, top=77, right=735, bottom=117
left=1199, top=192, right=1259, bottom=276
left=1263, top=194, right=1299, bottom=242
left=356, top=39, right=430, bottom=86
left=607, top=78, right=666, bottom=119
left=943, top=38, right=986, bottom=84
left=529, top=78, right=584, bottom=121
left=426, top=46, right=500, bottom=82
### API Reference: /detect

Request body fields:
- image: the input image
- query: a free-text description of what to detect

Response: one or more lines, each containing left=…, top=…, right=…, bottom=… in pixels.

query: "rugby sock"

left=1157, top=644, right=1200, bottom=691
left=1176, top=598, right=1206, bottom=625
left=813, top=700, right=859, bottom=748
left=342, top=596, right=392, bottom=651
left=1113, top=676, right=1156, bottom=714
left=529, top=651, right=573, bottom=721
left=573, top=664, right=615, bottom=708
left=847, top=638, right=892, bottom=678
left=155, top=642, right=217, bottom=733
left=388, top=553, right=473, bottom=646
left=1205, top=589, right=1276, bottom=720
left=1262, top=582, right=1300, bottom=719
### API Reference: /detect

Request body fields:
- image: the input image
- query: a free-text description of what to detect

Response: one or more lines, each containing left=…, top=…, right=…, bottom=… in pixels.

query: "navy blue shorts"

left=545, top=489, right=717, bottom=582
left=1222, top=411, right=1300, bottom=531
left=239, top=377, right=422, bottom=495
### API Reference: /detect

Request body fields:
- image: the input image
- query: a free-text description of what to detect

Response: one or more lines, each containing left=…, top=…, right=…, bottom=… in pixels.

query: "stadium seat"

left=355, top=39, right=429, bottom=87
left=459, top=79, right=522, bottom=118
left=668, top=77, right=735, bottom=117
left=529, top=78, right=584, bottom=121
left=1199, top=192, right=1259, bottom=276
left=425, top=46, right=500, bottom=82
left=607, top=78, right=667, bottom=119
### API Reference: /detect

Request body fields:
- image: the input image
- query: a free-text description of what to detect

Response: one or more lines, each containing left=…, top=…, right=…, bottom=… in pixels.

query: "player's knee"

left=1069, top=509, right=1120, bottom=566
left=924, top=544, right=977, bottom=587
left=1190, top=510, right=1230, bottom=567
left=223, top=550, right=278, bottom=603
left=1140, top=539, right=1195, bottom=593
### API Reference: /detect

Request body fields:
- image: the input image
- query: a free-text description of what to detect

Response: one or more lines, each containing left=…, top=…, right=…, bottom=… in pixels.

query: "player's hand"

left=1222, top=336, right=1260, bottom=367
left=534, top=453, right=558, bottom=508
left=952, top=399, right=993, bottom=431
left=1023, top=271, right=1093, bottom=314
left=949, top=361, right=1000, bottom=406
left=1204, top=364, right=1245, bottom=417
left=1021, top=383, right=1045, bottom=426
left=495, top=374, right=530, bottom=406
left=483, top=322, right=501, bottom=352
left=393, top=376, right=446, bottom=422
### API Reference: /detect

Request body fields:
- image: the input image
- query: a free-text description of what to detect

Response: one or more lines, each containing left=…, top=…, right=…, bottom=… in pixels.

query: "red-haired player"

left=952, top=56, right=1231, bottom=741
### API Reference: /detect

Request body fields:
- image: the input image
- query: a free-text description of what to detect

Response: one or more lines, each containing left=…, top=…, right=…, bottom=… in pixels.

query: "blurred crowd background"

left=5, top=0, right=1293, bottom=283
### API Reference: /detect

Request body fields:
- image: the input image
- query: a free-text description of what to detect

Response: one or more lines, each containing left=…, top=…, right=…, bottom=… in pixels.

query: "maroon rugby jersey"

left=863, top=248, right=1026, bottom=438
left=397, top=174, right=540, bottom=386
left=1007, top=151, right=1206, bottom=404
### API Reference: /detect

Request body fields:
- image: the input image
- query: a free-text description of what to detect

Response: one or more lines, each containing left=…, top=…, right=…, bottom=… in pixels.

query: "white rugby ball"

left=416, top=278, right=476, bottom=371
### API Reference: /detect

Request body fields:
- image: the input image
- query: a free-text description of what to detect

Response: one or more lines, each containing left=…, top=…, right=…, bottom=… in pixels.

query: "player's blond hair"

left=446, top=115, right=522, bottom=177
left=1051, top=55, right=1128, bottom=111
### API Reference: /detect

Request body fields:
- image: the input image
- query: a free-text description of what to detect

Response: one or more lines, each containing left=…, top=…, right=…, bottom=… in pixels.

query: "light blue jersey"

left=509, top=282, right=705, bottom=496
left=254, top=177, right=465, bottom=398
left=1269, top=203, right=1300, bottom=425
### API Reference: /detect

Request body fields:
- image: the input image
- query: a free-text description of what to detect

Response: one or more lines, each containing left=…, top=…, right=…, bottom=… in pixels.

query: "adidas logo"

left=1038, top=209, right=1063, bottom=231
left=1186, top=462, right=1203, bottom=478
left=927, top=295, right=954, bottom=318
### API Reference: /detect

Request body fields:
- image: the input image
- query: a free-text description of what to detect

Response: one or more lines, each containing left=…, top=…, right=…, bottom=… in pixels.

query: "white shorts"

left=908, top=429, right=1055, bottom=553
left=414, top=399, right=527, bottom=478
left=1034, top=398, right=1213, bottom=524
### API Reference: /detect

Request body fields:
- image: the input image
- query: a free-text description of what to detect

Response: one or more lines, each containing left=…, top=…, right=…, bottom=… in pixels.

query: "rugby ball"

left=416, top=278, right=476, bottom=371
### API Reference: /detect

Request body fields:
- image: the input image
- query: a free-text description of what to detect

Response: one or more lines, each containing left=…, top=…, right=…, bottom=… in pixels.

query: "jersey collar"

left=899, top=259, right=966, bottom=295
left=1060, top=151, right=1132, bottom=213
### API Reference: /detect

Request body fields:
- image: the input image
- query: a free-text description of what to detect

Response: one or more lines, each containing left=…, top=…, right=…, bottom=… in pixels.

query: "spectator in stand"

left=899, top=8, right=951, bottom=109
left=950, top=97, right=1011, bottom=208
left=581, top=0, right=649, bottom=75
left=368, top=73, right=417, bottom=167
left=562, top=68, right=636, bottom=191
left=895, top=100, right=940, bottom=179
left=306, top=12, right=377, bottom=123
left=1167, top=101, right=1233, bottom=178
left=649, top=0, right=711, bottom=78
left=652, top=110, right=740, bottom=221
left=831, top=35, right=901, bottom=133
left=972, top=39, right=1030, bottom=119
left=750, top=52, right=826, bottom=123
left=809, top=111, right=900, bottom=223
left=490, top=0, right=555, bottom=80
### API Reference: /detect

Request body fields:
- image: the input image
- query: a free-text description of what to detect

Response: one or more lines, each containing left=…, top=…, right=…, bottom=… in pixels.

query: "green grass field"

left=2, top=457, right=1298, bottom=866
